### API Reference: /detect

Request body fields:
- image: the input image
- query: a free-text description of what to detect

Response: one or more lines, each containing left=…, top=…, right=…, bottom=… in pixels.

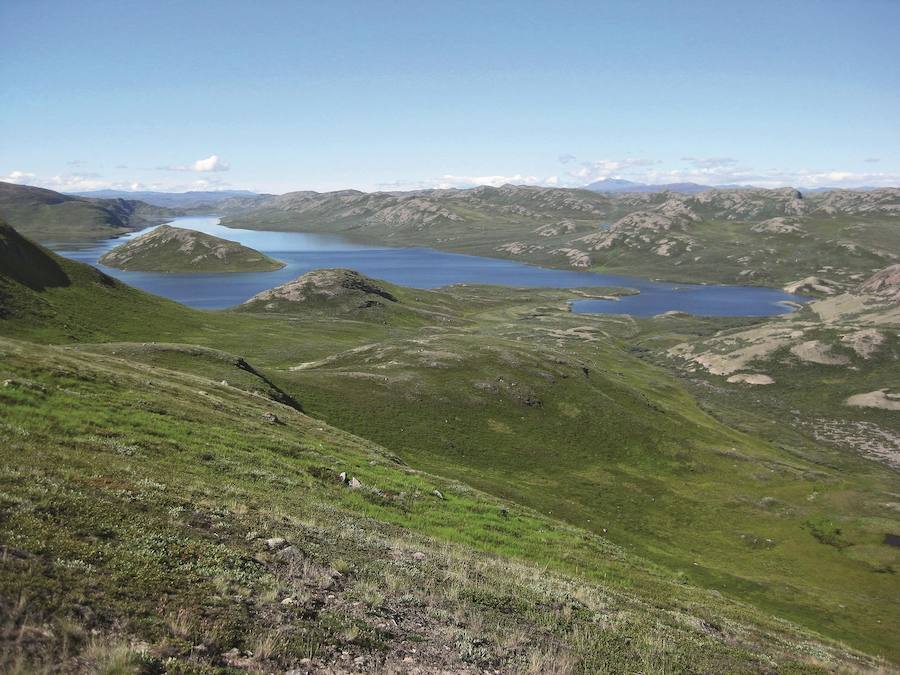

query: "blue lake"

left=46, top=216, right=807, bottom=316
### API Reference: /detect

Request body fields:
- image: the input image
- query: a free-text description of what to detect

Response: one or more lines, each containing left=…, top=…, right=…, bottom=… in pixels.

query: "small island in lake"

left=99, top=225, right=285, bottom=273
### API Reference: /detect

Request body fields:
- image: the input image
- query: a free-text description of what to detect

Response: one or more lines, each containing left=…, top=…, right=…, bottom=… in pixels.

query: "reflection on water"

left=46, top=216, right=808, bottom=316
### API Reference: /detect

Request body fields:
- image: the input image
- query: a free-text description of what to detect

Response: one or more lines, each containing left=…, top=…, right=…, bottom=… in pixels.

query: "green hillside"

left=6, top=335, right=886, bottom=673
left=0, top=181, right=175, bottom=241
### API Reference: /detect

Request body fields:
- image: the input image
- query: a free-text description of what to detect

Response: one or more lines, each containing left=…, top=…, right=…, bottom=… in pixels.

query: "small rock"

left=349, top=477, right=362, bottom=489
left=245, top=531, right=260, bottom=541
left=2, top=378, right=45, bottom=392
left=412, top=551, right=426, bottom=561
left=281, top=596, right=297, bottom=606
left=432, top=489, right=444, bottom=500
left=262, top=411, right=280, bottom=424
left=220, top=380, right=229, bottom=386
left=266, top=537, right=287, bottom=550
left=276, top=545, right=303, bottom=562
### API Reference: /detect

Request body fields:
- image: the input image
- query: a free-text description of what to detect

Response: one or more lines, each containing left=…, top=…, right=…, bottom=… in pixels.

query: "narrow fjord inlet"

left=1, top=2, right=898, bottom=673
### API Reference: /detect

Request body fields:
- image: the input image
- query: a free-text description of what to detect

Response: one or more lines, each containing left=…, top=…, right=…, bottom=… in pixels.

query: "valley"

left=46, top=214, right=805, bottom=315
left=2, top=213, right=899, bottom=671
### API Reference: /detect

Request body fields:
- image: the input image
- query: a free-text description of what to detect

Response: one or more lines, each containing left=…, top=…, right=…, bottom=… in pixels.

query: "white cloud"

left=1, top=170, right=36, bottom=184
left=376, top=174, right=552, bottom=191
left=192, top=155, right=229, bottom=172
left=161, top=154, right=230, bottom=172
left=0, top=169, right=237, bottom=193
left=435, top=174, right=544, bottom=189
left=632, top=164, right=900, bottom=189
left=567, top=158, right=659, bottom=182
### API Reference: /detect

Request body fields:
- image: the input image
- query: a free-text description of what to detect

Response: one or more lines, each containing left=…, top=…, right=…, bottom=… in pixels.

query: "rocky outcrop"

left=846, top=389, right=900, bottom=411
left=726, top=373, right=775, bottom=385
left=751, top=218, right=805, bottom=234
left=790, top=340, right=850, bottom=365
left=243, top=269, right=398, bottom=307
left=783, top=276, right=838, bottom=295
left=859, top=264, right=900, bottom=302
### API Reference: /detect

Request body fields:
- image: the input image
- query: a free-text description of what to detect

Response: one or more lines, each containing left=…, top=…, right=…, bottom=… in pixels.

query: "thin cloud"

left=636, top=165, right=900, bottom=189
left=378, top=174, right=550, bottom=190
left=567, top=158, right=659, bottom=182
left=864, top=157, right=881, bottom=163
left=0, top=169, right=236, bottom=193
left=681, top=156, right=738, bottom=170
left=435, top=174, right=544, bottom=189
left=161, top=154, right=230, bottom=172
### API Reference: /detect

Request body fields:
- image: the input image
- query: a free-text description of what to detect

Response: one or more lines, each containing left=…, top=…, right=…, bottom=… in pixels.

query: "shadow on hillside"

left=0, top=222, right=71, bottom=291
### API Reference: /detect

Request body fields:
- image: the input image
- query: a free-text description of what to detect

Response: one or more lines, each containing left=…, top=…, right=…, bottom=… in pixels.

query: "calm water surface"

left=46, top=216, right=807, bottom=316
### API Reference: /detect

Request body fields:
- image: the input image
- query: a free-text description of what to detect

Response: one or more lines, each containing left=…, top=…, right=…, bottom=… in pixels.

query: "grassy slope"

left=0, top=181, right=174, bottom=241
left=1, top=228, right=898, bottom=667
left=269, top=291, right=900, bottom=661
left=4, top=337, right=883, bottom=673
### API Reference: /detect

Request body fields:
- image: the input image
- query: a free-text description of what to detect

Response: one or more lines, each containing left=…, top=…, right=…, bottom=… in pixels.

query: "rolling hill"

left=73, top=188, right=269, bottom=210
left=98, top=225, right=285, bottom=273
left=221, top=184, right=900, bottom=288
left=0, top=181, right=176, bottom=241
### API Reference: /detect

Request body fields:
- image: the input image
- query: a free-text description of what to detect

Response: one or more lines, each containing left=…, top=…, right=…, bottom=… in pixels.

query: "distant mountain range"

left=583, top=179, right=889, bottom=194
left=71, top=189, right=263, bottom=208
left=70, top=184, right=895, bottom=206
left=583, top=178, right=751, bottom=193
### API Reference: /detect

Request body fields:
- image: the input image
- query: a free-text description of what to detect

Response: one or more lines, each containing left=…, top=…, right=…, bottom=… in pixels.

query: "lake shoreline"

left=45, top=216, right=810, bottom=317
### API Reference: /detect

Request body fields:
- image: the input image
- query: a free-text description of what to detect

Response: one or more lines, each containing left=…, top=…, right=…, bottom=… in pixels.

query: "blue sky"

left=1, top=0, right=898, bottom=193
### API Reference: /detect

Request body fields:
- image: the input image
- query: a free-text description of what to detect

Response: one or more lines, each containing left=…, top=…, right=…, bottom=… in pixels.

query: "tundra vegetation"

left=1, top=179, right=899, bottom=673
